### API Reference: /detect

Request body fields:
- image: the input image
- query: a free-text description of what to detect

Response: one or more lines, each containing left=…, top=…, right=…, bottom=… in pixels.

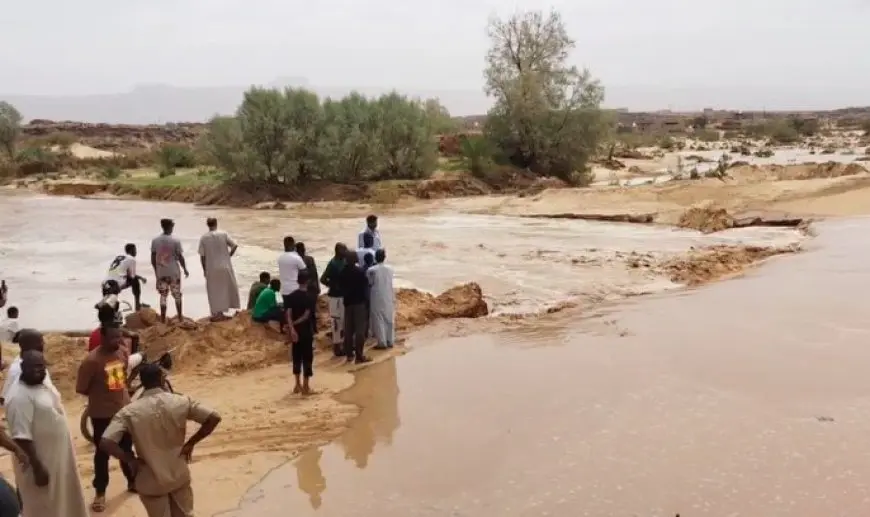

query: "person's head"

left=97, top=303, right=117, bottom=326
left=6, top=306, right=18, bottom=319
left=283, top=235, right=296, bottom=252
left=295, top=242, right=306, bottom=257
left=268, top=278, right=281, bottom=292
left=138, top=362, right=165, bottom=390
left=20, top=350, right=46, bottom=386
left=362, top=232, right=374, bottom=249
left=125, top=243, right=137, bottom=257
left=14, top=328, right=44, bottom=353
left=334, top=242, right=347, bottom=259
left=375, top=248, right=386, bottom=264
left=160, top=218, right=175, bottom=235
left=363, top=253, right=374, bottom=268
left=102, top=279, right=121, bottom=296
left=206, top=217, right=218, bottom=230
left=346, top=250, right=359, bottom=266
left=259, top=271, right=271, bottom=284
left=297, top=270, right=310, bottom=290
left=99, top=324, right=123, bottom=353
left=366, top=214, right=378, bottom=231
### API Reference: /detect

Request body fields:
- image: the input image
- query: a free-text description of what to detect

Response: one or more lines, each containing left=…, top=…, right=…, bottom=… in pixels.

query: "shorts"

left=291, top=334, right=314, bottom=377
left=156, top=277, right=182, bottom=300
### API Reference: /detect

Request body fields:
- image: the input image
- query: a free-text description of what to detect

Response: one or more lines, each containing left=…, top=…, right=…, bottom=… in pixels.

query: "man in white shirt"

left=0, top=306, right=19, bottom=344
left=357, top=214, right=383, bottom=251
left=104, top=243, right=147, bottom=311
left=277, top=236, right=307, bottom=307
left=0, top=328, right=57, bottom=407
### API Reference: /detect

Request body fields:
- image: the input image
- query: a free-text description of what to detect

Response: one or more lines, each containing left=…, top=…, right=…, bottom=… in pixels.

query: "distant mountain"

left=3, top=81, right=866, bottom=124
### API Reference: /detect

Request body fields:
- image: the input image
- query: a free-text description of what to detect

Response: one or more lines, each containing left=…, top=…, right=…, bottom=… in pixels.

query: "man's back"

left=151, top=234, right=182, bottom=279
left=277, top=251, right=306, bottom=296
left=112, top=390, right=215, bottom=495
left=199, top=231, right=232, bottom=270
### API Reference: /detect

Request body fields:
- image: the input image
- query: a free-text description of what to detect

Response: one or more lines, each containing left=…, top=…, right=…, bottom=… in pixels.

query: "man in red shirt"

left=90, top=306, right=139, bottom=353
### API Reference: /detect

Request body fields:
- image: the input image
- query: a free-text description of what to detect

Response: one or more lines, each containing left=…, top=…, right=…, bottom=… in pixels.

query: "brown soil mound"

left=45, top=283, right=488, bottom=396
left=415, top=175, right=491, bottom=199
left=23, top=121, right=205, bottom=151
left=729, top=162, right=867, bottom=182
left=660, top=245, right=798, bottom=286
left=677, top=205, right=736, bottom=233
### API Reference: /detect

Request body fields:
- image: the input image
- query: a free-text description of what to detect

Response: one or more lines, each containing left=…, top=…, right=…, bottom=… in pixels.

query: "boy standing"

left=285, top=271, right=316, bottom=395
left=0, top=307, right=19, bottom=344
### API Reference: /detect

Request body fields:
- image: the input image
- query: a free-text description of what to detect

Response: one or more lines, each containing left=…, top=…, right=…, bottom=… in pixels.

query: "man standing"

left=99, top=363, right=221, bottom=517
left=198, top=217, right=241, bottom=322
left=357, top=214, right=383, bottom=251
left=320, top=243, right=347, bottom=356
left=356, top=233, right=376, bottom=270
left=105, top=243, right=148, bottom=311
left=285, top=271, right=316, bottom=394
left=76, top=325, right=136, bottom=512
left=6, top=349, right=90, bottom=517
left=295, top=242, right=320, bottom=334
left=0, top=306, right=19, bottom=344
left=340, top=252, right=371, bottom=364
left=151, top=219, right=189, bottom=324
left=0, top=280, right=7, bottom=309
left=1, top=328, right=57, bottom=407
left=366, top=249, right=396, bottom=349
left=278, top=236, right=307, bottom=309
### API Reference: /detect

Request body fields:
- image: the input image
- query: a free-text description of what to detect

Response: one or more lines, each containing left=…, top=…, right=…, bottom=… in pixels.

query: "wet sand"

left=226, top=217, right=870, bottom=516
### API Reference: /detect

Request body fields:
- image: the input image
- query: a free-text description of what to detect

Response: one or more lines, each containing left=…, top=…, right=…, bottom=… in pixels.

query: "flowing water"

left=221, top=217, right=870, bottom=517
left=0, top=191, right=801, bottom=330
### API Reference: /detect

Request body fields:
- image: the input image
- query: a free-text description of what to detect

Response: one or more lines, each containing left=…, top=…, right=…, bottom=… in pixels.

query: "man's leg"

left=156, top=278, right=169, bottom=323
left=119, top=432, right=136, bottom=491
left=168, top=484, right=195, bottom=517
left=129, top=276, right=143, bottom=310
left=353, top=305, right=370, bottom=363
left=170, top=278, right=183, bottom=321
left=291, top=341, right=303, bottom=394
left=139, top=493, right=171, bottom=517
left=301, top=334, right=314, bottom=394
left=91, top=417, right=112, bottom=509
left=343, top=305, right=356, bottom=361
left=386, top=312, right=395, bottom=347
left=329, top=297, right=344, bottom=356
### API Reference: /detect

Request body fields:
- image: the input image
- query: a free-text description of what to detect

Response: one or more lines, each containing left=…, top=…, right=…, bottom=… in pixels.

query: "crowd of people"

left=0, top=212, right=397, bottom=516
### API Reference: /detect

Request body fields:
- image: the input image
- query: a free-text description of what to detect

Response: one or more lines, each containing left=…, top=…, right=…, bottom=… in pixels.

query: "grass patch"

left=116, top=168, right=218, bottom=188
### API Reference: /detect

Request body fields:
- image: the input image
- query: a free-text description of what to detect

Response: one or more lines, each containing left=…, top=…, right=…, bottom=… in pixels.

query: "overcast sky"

left=1, top=0, right=868, bottom=115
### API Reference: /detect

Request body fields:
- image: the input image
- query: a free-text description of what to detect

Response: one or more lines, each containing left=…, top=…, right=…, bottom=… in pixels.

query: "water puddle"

left=224, top=217, right=870, bottom=516
left=0, top=192, right=803, bottom=329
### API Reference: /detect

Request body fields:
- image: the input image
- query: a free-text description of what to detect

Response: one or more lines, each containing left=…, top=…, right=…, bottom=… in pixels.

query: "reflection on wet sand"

left=228, top=217, right=870, bottom=516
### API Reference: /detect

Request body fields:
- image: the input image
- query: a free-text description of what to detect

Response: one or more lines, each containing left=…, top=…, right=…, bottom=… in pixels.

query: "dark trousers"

left=292, top=334, right=314, bottom=377
left=254, top=307, right=287, bottom=326
left=0, top=475, right=19, bottom=517
left=91, top=417, right=135, bottom=494
left=343, top=303, right=368, bottom=359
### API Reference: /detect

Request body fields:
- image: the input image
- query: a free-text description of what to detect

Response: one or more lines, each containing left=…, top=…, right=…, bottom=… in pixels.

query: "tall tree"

left=483, top=10, right=607, bottom=184
left=0, top=101, right=23, bottom=160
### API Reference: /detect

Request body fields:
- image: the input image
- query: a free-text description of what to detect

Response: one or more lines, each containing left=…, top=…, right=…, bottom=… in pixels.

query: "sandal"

left=91, top=496, right=106, bottom=512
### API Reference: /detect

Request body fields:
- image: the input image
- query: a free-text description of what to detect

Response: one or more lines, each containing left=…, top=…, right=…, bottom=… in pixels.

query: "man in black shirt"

left=340, top=252, right=371, bottom=364
left=285, top=271, right=316, bottom=394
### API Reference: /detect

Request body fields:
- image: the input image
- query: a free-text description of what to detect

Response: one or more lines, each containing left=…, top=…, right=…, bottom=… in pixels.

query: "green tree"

left=373, top=92, right=438, bottom=179
left=460, top=134, right=493, bottom=178
left=0, top=101, right=23, bottom=160
left=482, top=10, right=607, bottom=184
left=319, top=93, right=382, bottom=181
left=423, top=98, right=456, bottom=135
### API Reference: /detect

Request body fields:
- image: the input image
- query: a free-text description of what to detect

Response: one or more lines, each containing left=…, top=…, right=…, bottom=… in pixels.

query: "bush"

left=459, top=134, right=493, bottom=179
left=100, top=165, right=122, bottom=180
left=694, top=129, right=720, bottom=142
left=754, top=149, right=774, bottom=158
left=200, top=87, right=439, bottom=185
left=15, top=146, right=61, bottom=175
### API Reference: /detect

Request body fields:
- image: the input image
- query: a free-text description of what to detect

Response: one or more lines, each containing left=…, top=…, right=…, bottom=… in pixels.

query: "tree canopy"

left=482, top=10, right=609, bottom=184
left=0, top=101, right=23, bottom=160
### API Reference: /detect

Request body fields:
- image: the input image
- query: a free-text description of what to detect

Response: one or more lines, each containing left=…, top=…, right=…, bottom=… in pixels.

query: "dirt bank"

left=656, top=245, right=799, bottom=286
left=45, top=282, right=488, bottom=397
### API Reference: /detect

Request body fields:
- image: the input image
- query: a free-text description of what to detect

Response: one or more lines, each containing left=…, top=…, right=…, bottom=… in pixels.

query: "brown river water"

left=5, top=190, right=859, bottom=516
left=220, top=216, right=870, bottom=517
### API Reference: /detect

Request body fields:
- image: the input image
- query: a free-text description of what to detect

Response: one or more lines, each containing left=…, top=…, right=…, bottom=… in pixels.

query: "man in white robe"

left=198, top=217, right=241, bottom=321
left=6, top=349, right=89, bottom=517
left=366, top=249, right=395, bottom=349
left=0, top=329, right=57, bottom=407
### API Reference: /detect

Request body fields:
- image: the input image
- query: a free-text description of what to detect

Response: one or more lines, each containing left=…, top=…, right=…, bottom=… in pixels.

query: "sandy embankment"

left=0, top=283, right=488, bottom=517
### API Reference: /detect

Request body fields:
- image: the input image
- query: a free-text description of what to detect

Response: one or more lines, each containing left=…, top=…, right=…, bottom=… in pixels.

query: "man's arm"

left=198, top=236, right=207, bottom=274
left=75, top=360, right=94, bottom=397
left=99, top=411, right=138, bottom=465
left=227, top=234, right=238, bottom=257
left=0, top=425, right=26, bottom=466
left=7, top=396, right=47, bottom=483
left=176, top=241, right=189, bottom=276
left=320, top=261, right=333, bottom=287
left=182, top=398, right=222, bottom=459
left=357, top=232, right=365, bottom=249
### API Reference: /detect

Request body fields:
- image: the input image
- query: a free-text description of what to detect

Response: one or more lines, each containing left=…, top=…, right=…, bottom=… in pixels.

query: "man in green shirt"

left=247, top=272, right=271, bottom=310
left=252, top=279, right=287, bottom=330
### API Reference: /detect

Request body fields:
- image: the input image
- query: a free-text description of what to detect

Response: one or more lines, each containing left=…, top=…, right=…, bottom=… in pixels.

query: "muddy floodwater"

left=0, top=191, right=800, bottom=330
left=219, top=217, right=870, bottom=517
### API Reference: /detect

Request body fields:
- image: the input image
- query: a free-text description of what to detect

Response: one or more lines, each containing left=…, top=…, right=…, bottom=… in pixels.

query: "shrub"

left=100, top=165, right=122, bottom=180
left=694, top=129, right=720, bottom=142
left=15, top=146, right=61, bottom=175
left=459, top=134, right=493, bottom=179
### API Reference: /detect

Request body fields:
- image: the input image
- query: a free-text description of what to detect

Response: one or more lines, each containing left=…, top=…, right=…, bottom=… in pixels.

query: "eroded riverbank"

left=226, top=216, right=870, bottom=517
